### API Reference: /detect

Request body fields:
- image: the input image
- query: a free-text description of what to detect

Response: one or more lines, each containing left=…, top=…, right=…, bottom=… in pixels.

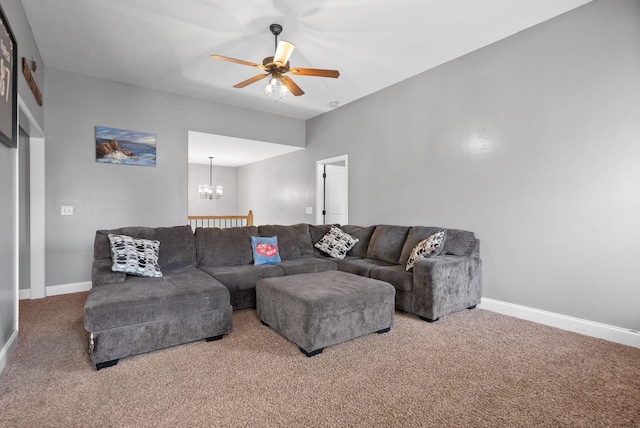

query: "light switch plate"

left=61, top=205, right=74, bottom=216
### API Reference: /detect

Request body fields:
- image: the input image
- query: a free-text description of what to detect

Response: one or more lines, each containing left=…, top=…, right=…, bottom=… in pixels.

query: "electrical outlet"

left=61, top=205, right=74, bottom=216
left=305, top=207, right=313, bottom=214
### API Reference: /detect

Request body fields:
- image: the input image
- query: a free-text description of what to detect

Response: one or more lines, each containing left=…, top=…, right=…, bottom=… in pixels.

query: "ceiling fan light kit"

left=264, top=77, right=289, bottom=100
left=211, top=23, right=339, bottom=100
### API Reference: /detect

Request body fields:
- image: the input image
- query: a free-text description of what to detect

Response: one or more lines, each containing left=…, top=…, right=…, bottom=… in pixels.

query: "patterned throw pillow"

left=108, top=234, right=162, bottom=277
left=251, top=236, right=281, bottom=265
left=405, top=230, right=446, bottom=271
left=314, top=226, right=359, bottom=259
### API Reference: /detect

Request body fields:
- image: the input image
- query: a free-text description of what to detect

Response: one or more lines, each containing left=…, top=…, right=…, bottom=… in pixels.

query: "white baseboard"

left=47, top=281, right=92, bottom=296
left=19, top=281, right=92, bottom=300
left=479, top=298, right=640, bottom=349
left=0, top=330, right=19, bottom=374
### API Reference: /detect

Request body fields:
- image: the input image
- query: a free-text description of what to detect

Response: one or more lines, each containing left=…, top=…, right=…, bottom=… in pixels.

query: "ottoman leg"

left=95, top=359, right=119, bottom=371
left=376, top=327, right=391, bottom=334
left=300, top=347, right=324, bottom=357
left=419, top=315, right=439, bottom=323
left=205, top=335, right=224, bottom=342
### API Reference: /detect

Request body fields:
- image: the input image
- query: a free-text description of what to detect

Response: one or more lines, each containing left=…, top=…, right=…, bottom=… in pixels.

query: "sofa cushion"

left=340, top=225, right=376, bottom=258
left=108, top=234, right=162, bottom=278
left=442, top=229, right=477, bottom=256
left=276, top=258, right=338, bottom=276
left=251, top=236, right=282, bottom=265
left=95, top=225, right=197, bottom=271
left=404, top=230, right=446, bottom=271
left=337, top=258, right=395, bottom=278
left=399, top=226, right=445, bottom=266
left=195, top=226, right=258, bottom=267
left=314, top=226, right=359, bottom=259
left=84, top=268, right=229, bottom=331
left=199, top=264, right=283, bottom=293
left=371, top=265, right=414, bottom=292
left=309, top=224, right=333, bottom=257
left=366, top=225, right=410, bottom=264
left=154, top=226, right=199, bottom=271
left=258, top=224, right=315, bottom=260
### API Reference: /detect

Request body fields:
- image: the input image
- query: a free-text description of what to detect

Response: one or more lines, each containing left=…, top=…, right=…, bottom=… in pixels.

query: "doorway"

left=18, top=128, right=30, bottom=298
left=316, top=155, right=348, bottom=225
left=18, top=98, right=46, bottom=300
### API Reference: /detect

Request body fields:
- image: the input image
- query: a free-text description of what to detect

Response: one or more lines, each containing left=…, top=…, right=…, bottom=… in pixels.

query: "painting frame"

left=95, top=126, right=157, bottom=167
left=0, top=4, right=18, bottom=149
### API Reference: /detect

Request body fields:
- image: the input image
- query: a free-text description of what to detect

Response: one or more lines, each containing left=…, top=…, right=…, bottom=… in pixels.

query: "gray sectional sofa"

left=85, top=222, right=481, bottom=369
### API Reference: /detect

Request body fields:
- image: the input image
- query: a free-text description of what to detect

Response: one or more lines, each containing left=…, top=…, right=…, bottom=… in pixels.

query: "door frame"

left=17, top=96, right=45, bottom=300
left=315, top=154, right=348, bottom=225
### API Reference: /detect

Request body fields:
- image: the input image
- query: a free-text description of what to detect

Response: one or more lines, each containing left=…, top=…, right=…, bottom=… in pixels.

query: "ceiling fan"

left=211, top=24, right=340, bottom=97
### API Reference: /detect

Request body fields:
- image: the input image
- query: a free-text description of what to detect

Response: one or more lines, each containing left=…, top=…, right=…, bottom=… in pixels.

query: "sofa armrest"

left=92, top=259, right=126, bottom=287
left=411, top=255, right=482, bottom=321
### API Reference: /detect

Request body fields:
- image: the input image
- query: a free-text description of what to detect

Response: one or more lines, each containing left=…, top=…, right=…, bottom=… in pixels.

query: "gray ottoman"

left=256, top=271, right=395, bottom=357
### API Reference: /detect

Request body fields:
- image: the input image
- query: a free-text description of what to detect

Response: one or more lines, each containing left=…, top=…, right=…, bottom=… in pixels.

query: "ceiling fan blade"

left=273, top=41, right=295, bottom=66
left=289, top=67, right=340, bottom=78
left=279, top=75, right=305, bottom=96
left=233, top=73, right=270, bottom=88
left=211, top=54, right=267, bottom=70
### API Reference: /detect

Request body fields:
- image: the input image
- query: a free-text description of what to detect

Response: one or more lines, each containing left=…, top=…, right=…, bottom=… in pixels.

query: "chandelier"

left=198, top=156, right=223, bottom=199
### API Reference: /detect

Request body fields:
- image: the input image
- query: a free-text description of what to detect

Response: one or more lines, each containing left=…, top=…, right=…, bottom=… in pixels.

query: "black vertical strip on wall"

left=322, top=165, right=327, bottom=224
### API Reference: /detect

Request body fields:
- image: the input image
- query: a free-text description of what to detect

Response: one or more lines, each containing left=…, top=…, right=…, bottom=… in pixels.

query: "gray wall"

left=0, top=0, right=44, bottom=370
left=188, top=163, right=237, bottom=216
left=2, top=0, right=44, bottom=127
left=44, top=68, right=304, bottom=286
left=0, top=134, right=17, bottom=360
left=238, top=0, right=640, bottom=331
left=238, top=150, right=317, bottom=226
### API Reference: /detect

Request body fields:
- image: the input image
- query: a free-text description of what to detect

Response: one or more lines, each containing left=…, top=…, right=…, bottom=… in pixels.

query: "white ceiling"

left=188, top=131, right=303, bottom=166
left=21, top=0, right=592, bottom=165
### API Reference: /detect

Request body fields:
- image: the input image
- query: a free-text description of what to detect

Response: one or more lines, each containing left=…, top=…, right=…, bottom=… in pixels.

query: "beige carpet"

left=1, top=292, right=639, bottom=427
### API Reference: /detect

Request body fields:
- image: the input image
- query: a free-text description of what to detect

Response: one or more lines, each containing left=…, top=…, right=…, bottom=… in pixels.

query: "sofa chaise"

left=85, top=225, right=233, bottom=370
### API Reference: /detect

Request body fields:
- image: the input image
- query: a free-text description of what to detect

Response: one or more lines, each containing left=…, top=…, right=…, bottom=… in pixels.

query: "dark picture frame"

left=0, top=5, right=18, bottom=148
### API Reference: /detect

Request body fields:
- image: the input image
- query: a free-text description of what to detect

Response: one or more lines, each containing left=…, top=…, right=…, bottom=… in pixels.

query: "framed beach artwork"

left=0, top=5, right=18, bottom=148
left=95, top=126, right=157, bottom=167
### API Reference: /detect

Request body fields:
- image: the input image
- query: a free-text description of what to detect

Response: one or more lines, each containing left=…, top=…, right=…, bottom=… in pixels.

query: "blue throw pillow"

left=251, top=236, right=281, bottom=265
